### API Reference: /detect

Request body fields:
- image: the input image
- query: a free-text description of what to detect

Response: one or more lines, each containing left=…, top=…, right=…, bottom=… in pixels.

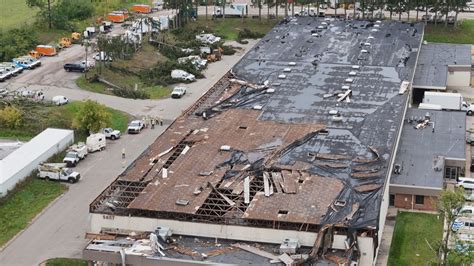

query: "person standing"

left=122, top=148, right=126, bottom=159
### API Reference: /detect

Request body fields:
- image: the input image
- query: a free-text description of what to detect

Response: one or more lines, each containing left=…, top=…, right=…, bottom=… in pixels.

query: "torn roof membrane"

left=91, top=17, right=423, bottom=233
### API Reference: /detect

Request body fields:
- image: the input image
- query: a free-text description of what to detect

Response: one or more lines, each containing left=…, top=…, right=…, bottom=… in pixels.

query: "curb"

left=0, top=190, right=67, bottom=253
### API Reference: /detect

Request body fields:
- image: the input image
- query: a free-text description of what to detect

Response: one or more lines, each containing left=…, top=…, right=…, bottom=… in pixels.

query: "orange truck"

left=107, top=12, right=125, bottom=23
left=132, top=4, right=151, bottom=14
left=35, top=45, right=57, bottom=56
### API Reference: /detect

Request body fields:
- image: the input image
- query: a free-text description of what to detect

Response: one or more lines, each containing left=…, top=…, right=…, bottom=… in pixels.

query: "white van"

left=171, top=69, right=195, bottom=81
left=86, top=133, right=106, bottom=152
left=52, top=95, right=69, bottom=105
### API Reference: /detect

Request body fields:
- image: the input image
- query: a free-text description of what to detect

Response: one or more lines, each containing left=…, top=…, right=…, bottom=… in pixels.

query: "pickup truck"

left=127, top=120, right=145, bottom=134
left=63, top=151, right=80, bottom=167
left=64, top=63, right=86, bottom=72
left=63, top=143, right=88, bottom=166
left=38, top=163, right=81, bottom=183
left=101, top=128, right=121, bottom=140
left=171, top=87, right=187, bottom=98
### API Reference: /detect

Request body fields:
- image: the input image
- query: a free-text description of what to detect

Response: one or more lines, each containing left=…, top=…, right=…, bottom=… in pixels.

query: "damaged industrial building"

left=87, top=17, right=424, bottom=265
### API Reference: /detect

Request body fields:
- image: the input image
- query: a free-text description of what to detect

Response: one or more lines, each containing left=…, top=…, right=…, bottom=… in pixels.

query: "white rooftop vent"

left=368, top=36, right=375, bottom=40
left=342, top=85, right=350, bottom=90
left=321, top=22, right=328, bottom=26
left=253, top=105, right=263, bottom=110
left=317, top=25, right=325, bottom=29
left=288, top=62, right=296, bottom=66
left=312, top=33, right=319, bottom=37
left=278, top=74, right=287, bottom=79
left=371, top=29, right=379, bottom=32
left=352, top=65, right=360, bottom=70
left=364, top=42, right=371, bottom=46
left=220, top=145, right=231, bottom=151
left=324, top=18, right=331, bottom=21
left=332, top=115, right=343, bottom=122
left=272, top=82, right=281, bottom=86
left=329, top=110, right=338, bottom=115
left=345, top=78, right=354, bottom=83
left=376, top=20, right=382, bottom=23
left=283, top=68, right=292, bottom=72
left=266, top=88, right=275, bottom=93
left=348, top=71, right=357, bottom=76
left=361, top=49, right=368, bottom=53
left=374, top=24, right=380, bottom=28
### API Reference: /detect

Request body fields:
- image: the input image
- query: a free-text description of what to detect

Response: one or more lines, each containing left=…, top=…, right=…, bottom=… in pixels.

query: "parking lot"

left=0, top=34, right=257, bottom=264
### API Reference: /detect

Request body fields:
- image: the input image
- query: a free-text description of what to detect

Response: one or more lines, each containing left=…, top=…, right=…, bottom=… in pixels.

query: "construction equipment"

left=28, top=50, right=42, bottom=59
left=59, top=37, right=72, bottom=48
left=206, top=48, right=223, bottom=62
left=71, top=32, right=81, bottom=41
left=38, top=163, right=81, bottom=183
left=35, top=45, right=57, bottom=56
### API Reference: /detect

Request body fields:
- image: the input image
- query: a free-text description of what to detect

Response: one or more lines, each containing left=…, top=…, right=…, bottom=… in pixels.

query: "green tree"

left=0, top=106, right=23, bottom=129
left=436, top=188, right=465, bottom=266
left=72, top=100, right=111, bottom=133
left=26, top=0, right=54, bottom=29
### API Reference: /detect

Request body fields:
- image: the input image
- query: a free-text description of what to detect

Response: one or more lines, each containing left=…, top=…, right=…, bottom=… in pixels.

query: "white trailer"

left=38, top=163, right=81, bottom=183
left=213, top=4, right=248, bottom=18
left=86, top=133, right=106, bottom=152
left=423, top=91, right=474, bottom=115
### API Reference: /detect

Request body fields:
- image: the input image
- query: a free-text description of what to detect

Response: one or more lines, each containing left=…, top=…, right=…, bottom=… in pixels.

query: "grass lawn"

left=0, top=101, right=129, bottom=142
left=0, top=177, right=67, bottom=247
left=76, top=42, right=171, bottom=99
left=45, top=258, right=88, bottom=266
left=388, top=212, right=443, bottom=266
left=185, top=17, right=278, bottom=40
left=0, top=0, right=36, bottom=31
left=425, top=20, right=474, bottom=44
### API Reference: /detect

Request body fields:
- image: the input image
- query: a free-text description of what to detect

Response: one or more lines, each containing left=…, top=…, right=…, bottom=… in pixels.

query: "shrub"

left=0, top=106, right=23, bottom=129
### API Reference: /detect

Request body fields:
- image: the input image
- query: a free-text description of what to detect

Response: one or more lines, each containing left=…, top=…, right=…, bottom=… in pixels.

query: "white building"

left=0, top=128, right=74, bottom=197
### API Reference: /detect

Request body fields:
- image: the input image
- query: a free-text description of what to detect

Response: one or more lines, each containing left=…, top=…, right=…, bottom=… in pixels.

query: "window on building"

left=415, top=195, right=424, bottom=205
left=445, top=167, right=460, bottom=180
left=389, top=194, right=395, bottom=206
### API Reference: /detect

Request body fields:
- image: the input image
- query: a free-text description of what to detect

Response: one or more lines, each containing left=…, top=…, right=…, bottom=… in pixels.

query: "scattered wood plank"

left=263, top=172, right=270, bottom=196
left=232, top=243, right=279, bottom=260
left=244, top=176, right=250, bottom=204
left=278, top=253, right=295, bottom=266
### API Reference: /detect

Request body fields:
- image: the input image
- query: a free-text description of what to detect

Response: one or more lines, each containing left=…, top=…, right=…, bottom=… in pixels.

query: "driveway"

left=0, top=40, right=257, bottom=266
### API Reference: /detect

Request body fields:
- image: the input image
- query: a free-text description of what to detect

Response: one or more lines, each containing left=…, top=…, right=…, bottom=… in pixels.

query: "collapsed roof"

left=91, top=17, right=423, bottom=247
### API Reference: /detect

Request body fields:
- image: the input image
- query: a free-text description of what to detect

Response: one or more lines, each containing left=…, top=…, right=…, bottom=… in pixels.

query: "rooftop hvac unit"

left=278, top=74, right=287, bottom=79
left=368, top=36, right=375, bottom=40
left=266, top=88, right=275, bottom=93
left=376, top=20, right=382, bottom=23
left=253, top=105, right=263, bottom=110
left=312, top=33, right=319, bottom=37
left=372, top=29, right=379, bottom=32
left=332, top=115, right=343, bottom=122
left=342, top=85, right=350, bottom=90
left=220, top=145, right=232, bottom=151
left=345, top=78, right=354, bottom=83
left=283, top=68, right=292, bottom=72
left=352, top=65, right=360, bottom=70
left=374, top=24, right=380, bottom=28
left=321, top=22, right=328, bottom=26
left=329, top=110, right=338, bottom=115
left=349, top=71, right=357, bottom=76
left=361, top=49, right=368, bottom=53
left=364, top=42, right=371, bottom=46
left=280, top=238, right=300, bottom=254
left=288, top=62, right=296, bottom=66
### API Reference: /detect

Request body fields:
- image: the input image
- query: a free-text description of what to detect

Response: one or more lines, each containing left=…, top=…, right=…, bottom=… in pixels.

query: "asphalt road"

left=0, top=39, right=257, bottom=265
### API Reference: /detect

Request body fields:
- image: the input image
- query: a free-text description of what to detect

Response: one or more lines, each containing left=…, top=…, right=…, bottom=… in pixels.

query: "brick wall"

left=393, top=193, right=438, bottom=211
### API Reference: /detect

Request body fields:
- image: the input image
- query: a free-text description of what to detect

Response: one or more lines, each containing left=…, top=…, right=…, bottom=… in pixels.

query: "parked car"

left=171, top=87, right=187, bottom=98
left=0, top=69, right=11, bottom=82
left=457, top=177, right=474, bottom=190
left=456, top=205, right=474, bottom=216
left=52, top=95, right=69, bottom=105
left=64, top=63, right=86, bottom=72
left=101, top=128, right=121, bottom=140
left=127, top=120, right=145, bottom=134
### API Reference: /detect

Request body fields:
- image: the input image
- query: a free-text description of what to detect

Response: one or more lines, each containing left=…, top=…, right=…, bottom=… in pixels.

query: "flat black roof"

left=229, top=17, right=424, bottom=227
left=391, top=108, right=465, bottom=188
left=413, top=43, right=472, bottom=88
